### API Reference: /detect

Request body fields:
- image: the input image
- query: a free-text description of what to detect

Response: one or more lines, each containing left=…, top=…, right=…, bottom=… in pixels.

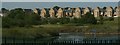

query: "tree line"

left=2, top=8, right=114, bottom=28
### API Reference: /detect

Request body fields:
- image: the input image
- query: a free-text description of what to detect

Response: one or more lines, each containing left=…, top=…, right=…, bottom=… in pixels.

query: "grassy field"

left=2, top=17, right=119, bottom=38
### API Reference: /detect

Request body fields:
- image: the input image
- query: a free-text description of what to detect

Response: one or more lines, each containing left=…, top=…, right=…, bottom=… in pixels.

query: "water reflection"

left=53, top=33, right=119, bottom=43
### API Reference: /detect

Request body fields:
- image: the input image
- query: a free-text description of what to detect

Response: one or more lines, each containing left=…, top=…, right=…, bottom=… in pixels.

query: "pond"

left=53, top=33, right=119, bottom=43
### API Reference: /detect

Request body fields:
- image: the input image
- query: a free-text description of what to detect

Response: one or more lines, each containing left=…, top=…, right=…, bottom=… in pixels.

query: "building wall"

left=32, top=7, right=119, bottom=18
left=105, top=7, right=113, bottom=17
left=49, top=8, right=55, bottom=18
left=93, top=7, right=100, bottom=17
left=33, top=8, right=38, bottom=14
left=56, top=8, right=63, bottom=18
left=40, top=8, right=46, bottom=18
left=73, top=7, right=81, bottom=18
left=84, top=7, right=90, bottom=15
left=115, top=6, right=120, bottom=17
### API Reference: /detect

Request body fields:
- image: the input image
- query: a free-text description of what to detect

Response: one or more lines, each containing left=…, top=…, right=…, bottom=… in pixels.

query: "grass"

left=84, top=18, right=118, bottom=33
left=2, top=17, right=119, bottom=38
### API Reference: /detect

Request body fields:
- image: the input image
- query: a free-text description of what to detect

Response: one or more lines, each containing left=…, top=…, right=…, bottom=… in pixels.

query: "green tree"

left=57, top=17, right=70, bottom=24
left=99, top=15, right=104, bottom=24
left=2, top=8, right=41, bottom=28
left=81, top=12, right=97, bottom=24
left=2, top=17, right=12, bottom=28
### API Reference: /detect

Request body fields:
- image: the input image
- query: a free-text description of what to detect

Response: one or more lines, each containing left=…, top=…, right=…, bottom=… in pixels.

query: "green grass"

left=83, top=18, right=118, bottom=33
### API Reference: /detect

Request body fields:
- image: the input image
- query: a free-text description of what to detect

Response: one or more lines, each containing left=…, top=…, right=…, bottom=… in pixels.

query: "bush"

left=80, top=12, right=97, bottom=24
left=2, top=8, right=41, bottom=28
left=2, top=17, right=11, bottom=28
left=59, top=18, right=70, bottom=24
left=109, top=17, right=114, bottom=21
left=47, top=18, right=58, bottom=24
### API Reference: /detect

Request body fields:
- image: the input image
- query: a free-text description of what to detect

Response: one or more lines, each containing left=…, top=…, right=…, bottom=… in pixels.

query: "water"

left=53, top=33, right=119, bottom=43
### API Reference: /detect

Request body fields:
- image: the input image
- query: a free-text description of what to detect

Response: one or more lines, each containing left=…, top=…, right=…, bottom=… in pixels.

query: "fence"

left=1, top=37, right=120, bottom=45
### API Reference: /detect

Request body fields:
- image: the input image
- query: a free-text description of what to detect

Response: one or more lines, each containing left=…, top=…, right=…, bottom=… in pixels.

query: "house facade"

left=67, top=8, right=73, bottom=17
left=49, top=8, right=55, bottom=18
left=40, top=8, right=46, bottom=18
left=114, top=6, right=120, bottom=17
left=2, top=6, right=119, bottom=18
left=105, top=7, right=113, bottom=17
left=56, top=8, right=63, bottom=18
left=33, top=8, right=40, bottom=15
left=83, top=7, right=90, bottom=15
left=93, top=7, right=100, bottom=17
left=73, top=7, right=81, bottom=18
left=38, top=6, right=119, bottom=18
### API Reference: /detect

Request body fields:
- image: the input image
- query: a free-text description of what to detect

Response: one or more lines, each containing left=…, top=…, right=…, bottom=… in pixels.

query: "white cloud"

left=1, top=0, right=120, bottom=2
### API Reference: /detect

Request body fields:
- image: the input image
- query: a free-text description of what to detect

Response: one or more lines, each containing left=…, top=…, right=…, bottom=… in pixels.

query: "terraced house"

left=114, top=6, right=120, bottom=17
left=83, top=7, right=91, bottom=15
left=104, top=6, right=113, bottom=17
left=73, top=7, right=81, bottom=18
left=56, top=8, right=63, bottom=18
left=49, top=8, right=55, bottom=18
left=40, top=8, right=46, bottom=18
left=33, top=8, right=41, bottom=15
left=1, top=6, right=120, bottom=18
left=65, top=7, right=73, bottom=18
left=93, top=7, right=100, bottom=17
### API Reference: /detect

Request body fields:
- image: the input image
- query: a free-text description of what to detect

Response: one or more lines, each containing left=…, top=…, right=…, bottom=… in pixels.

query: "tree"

left=81, top=12, right=97, bottom=24
left=8, top=8, right=24, bottom=19
left=99, top=15, right=104, bottom=24
left=2, top=8, right=41, bottom=28
left=48, top=18, right=58, bottom=24
left=2, top=17, right=12, bottom=28
left=57, top=17, right=70, bottom=24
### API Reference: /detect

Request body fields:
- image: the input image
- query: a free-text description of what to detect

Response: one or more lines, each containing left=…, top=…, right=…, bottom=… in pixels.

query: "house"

left=81, top=8, right=85, bottom=15
left=40, top=8, right=46, bottom=18
left=104, top=6, right=113, bottom=17
left=83, top=7, right=91, bottom=15
left=33, top=8, right=41, bottom=15
left=56, top=8, right=63, bottom=18
left=73, top=7, right=81, bottom=18
left=65, top=7, right=73, bottom=17
left=53, top=6, right=61, bottom=16
left=93, top=7, right=100, bottom=17
left=49, top=8, right=55, bottom=18
left=114, top=6, right=120, bottom=17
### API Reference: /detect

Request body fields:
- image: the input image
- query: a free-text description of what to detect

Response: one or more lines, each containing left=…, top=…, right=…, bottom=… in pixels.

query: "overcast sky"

left=1, top=0, right=120, bottom=10
left=2, top=2, right=118, bottom=10
left=1, top=0, right=120, bottom=2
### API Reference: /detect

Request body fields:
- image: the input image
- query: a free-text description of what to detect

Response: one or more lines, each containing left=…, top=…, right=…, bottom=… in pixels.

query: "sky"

left=1, top=0, right=120, bottom=10
left=1, top=0, right=120, bottom=2
left=2, top=2, right=118, bottom=10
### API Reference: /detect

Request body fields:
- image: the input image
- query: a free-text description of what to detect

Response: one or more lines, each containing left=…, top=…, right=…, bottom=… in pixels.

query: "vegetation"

left=2, top=8, right=41, bottom=28
left=2, top=8, right=97, bottom=28
left=2, top=8, right=119, bottom=38
left=2, top=19, right=119, bottom=38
